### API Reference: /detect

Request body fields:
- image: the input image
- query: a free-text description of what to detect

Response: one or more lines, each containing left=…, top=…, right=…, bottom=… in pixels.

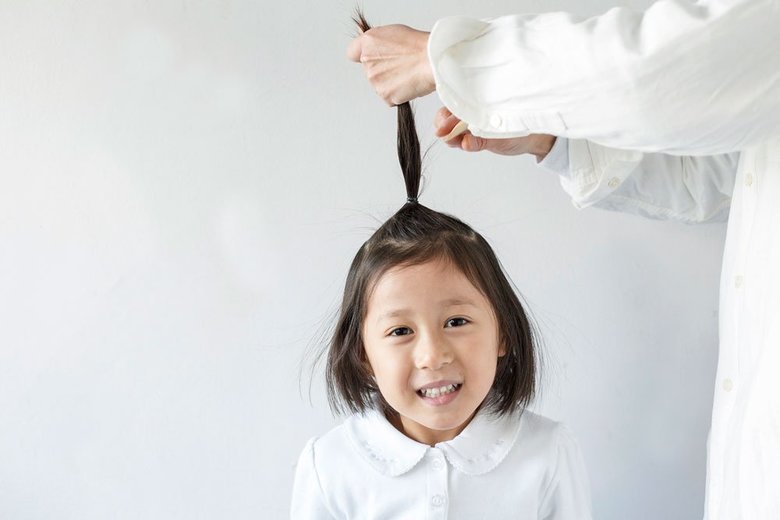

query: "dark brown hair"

left=326, top=11, right=537, bottom=418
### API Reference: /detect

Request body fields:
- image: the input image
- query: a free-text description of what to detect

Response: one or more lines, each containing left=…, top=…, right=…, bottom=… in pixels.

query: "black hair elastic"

left=406, top=197, right=418, bottom=204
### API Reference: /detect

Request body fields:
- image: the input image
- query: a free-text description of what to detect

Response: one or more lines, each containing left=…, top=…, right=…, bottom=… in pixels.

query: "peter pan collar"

left=345, top=408, right=523, bottom=477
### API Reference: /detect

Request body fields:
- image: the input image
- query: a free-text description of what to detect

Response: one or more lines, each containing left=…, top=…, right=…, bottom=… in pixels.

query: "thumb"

left=346, top=35, right=363, bottom=62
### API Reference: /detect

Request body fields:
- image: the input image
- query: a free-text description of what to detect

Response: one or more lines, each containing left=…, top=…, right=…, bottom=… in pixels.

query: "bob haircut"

left=326, top=11, right=538, bottom=419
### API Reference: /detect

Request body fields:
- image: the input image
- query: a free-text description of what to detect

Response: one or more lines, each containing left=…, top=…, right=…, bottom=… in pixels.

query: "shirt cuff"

left=537, top=137, right=569, bottom=173
left=428, top=16, right=570, bottom=140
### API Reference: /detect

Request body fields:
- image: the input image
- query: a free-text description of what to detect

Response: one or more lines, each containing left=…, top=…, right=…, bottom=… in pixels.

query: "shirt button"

left=723, top=378, right=734, bottom=392
left=431, top=458, right=444, bottom=470
left=489, top=113, right=503, bottom=128
left=744, top=172, right=754, bottom=187
left=735, top=275, right=744, bottom=289
left=607, top=177, right=621, bottom=188
left=431, top=495, right=446, bottom=507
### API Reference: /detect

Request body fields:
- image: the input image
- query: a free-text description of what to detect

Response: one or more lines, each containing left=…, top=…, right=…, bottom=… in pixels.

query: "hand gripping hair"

left=325, top=11, right=538, bottom=419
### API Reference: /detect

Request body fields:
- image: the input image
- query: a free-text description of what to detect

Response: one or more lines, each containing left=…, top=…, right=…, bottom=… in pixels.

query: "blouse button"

left=489, top=113, right=503, bottom=128
left=735, top=275, right=744, bottom=289
left=431, top=458, right=444, bottom=470
left=607, top=177, right=620, bottom=188
left=744, top=172, right=754, bottom=187
left=723, top=378, right=734, bottom=392
left=431, top=495, right=446, bottom=507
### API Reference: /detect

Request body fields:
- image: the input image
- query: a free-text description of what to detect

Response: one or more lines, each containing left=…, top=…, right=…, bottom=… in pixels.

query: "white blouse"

left=290, top=409, right=592, bottom=519
left=426, top=2, right=780, bottom=518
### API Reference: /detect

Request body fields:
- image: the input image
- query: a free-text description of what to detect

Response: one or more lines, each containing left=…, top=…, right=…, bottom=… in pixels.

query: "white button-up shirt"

left=427, top=2, right=780, bottom=518
left=291, top=410, right=592, bottom=519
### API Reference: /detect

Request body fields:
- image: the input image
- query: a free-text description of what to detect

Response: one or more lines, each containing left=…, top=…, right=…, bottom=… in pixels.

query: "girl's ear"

left=497, top=341, right=507, bottom=358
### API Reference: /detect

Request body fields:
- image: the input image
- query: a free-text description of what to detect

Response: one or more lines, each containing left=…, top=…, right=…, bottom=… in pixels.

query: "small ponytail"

left=397, top=102, right=422, bottom=204
left=353, top=9, right=422, bottom=205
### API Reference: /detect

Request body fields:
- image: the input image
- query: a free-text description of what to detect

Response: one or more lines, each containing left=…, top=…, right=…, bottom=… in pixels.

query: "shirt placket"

left=710, top=150, right=758, bottom=517
left=728, top=155, right=758, bottom=398
left=737, top=152, right=761, bottom=370
left=425, top=448, right=449, bottom=520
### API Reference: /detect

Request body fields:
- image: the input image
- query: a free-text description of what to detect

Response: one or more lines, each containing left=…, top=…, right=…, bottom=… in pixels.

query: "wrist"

left=531, top=135, right=556, bottom=163
left=420, top=32, right=435, bottom=94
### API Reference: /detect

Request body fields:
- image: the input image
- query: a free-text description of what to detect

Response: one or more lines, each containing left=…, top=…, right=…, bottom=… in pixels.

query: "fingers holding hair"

left=346, top=36, right=363, bottom=62
left=346, top=9, right=435, bottom=105
left=347, top=9, right=370, bottom=61
left=433, top=106, right=485, bottom=152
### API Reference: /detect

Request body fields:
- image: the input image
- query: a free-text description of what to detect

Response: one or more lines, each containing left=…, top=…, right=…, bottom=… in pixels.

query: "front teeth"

left=420, top=384, right=459, bottom=398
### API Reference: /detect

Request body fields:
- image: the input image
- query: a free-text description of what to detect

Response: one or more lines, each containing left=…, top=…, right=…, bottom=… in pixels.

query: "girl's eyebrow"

left=438, top=298, right=477, bottom=307
left=375, top=309, right=411, bottom=323
left=375, top=298, right=478, bottom=323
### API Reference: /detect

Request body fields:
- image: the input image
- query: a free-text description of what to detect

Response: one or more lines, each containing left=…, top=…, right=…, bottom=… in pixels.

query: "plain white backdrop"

left=0, top=1, right=725, bottom=518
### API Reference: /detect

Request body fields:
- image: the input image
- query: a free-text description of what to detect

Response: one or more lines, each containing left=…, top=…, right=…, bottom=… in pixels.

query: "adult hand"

left=346, top=25, right=435, bottom=106
left=434, top=107, right=557, bottom=163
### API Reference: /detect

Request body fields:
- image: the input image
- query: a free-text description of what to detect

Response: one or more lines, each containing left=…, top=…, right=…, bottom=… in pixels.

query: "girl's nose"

left=414, top=333, right=454, bottom=370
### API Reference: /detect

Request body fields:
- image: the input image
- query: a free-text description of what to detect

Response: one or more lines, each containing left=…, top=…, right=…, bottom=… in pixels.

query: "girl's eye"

left=389, top=327, right=412, bottom=337
left=445, top=317, right=469, bottom=328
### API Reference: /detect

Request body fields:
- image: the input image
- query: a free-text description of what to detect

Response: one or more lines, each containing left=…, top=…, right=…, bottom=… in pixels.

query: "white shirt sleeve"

left=290, top=438, right=336, bottom=520
left=538, top=425, right=594, bottom=520
left=428, top=0, right=780, bottom=156
left=539, top=137, right=739, bottom=222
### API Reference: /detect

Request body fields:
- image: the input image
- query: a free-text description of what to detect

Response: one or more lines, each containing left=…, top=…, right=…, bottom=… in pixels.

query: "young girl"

left=291, top=14, right=592, bottom=519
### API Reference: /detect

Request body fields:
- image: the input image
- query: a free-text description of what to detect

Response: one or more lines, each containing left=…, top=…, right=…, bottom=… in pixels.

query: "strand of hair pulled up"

left=353, top=9, right=422, bottom=205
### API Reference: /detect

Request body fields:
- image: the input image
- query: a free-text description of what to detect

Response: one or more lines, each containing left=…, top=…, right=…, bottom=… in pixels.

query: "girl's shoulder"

left=291, top=416, right=386, bottom=518
left=516, top=409, right=576, bottom=444
left=513, top=410, right=582, bottom=455
left=500, top=410, right=588, bottom=487
left=512, top=411, right=593, bottom=517
left=296, top=416, right=354, bottom=469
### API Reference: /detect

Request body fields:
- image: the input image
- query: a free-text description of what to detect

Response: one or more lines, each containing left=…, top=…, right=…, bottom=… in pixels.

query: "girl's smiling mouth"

left=416, top=382, right=463, bottom=405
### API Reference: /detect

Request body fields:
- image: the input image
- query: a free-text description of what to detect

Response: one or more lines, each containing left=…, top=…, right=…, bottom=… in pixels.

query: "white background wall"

left=0, top=1, right=725, bottom=519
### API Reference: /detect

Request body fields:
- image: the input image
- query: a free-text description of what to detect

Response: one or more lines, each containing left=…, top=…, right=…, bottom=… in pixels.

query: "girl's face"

left=362, top=257, right=505, bottom=446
